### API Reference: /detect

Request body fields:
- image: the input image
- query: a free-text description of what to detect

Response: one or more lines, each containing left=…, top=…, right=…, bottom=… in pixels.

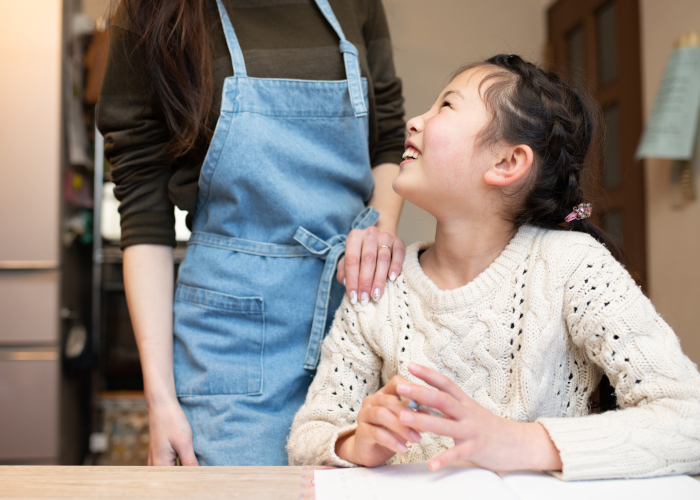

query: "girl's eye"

left=441, top=100, right=452, bottom=109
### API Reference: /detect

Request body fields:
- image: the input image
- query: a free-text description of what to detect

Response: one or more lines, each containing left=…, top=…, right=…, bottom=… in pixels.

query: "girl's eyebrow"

left=440, top=89, right=465, bottom=101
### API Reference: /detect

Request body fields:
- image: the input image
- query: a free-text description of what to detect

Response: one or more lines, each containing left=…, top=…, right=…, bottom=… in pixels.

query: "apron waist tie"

left=294, top=206, right=379, bottom=370
left=188, top=206, right=380, bottom=371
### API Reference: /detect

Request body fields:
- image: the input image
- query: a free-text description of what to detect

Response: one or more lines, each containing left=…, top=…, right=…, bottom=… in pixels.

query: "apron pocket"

left=174, top=283, right=264, bottom=396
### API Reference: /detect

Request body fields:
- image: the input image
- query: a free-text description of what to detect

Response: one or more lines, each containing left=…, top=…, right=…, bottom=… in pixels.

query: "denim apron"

left=172, top=0, right=378, bottom=465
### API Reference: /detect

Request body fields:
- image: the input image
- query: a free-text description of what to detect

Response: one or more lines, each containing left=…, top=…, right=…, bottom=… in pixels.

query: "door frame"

left=547, top=0, right=647, bottom=287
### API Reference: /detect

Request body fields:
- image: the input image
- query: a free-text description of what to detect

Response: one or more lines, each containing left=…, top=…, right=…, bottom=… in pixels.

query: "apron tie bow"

left=295, top=206, right=379, bottom=369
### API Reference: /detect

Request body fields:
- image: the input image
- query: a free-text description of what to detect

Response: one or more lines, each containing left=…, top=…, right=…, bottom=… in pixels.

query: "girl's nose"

left=406, top=114, right=424, bottom=134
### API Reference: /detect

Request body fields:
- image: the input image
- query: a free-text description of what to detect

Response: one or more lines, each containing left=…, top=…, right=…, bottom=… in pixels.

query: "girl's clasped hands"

left=338, top=362, right=562, bottom=472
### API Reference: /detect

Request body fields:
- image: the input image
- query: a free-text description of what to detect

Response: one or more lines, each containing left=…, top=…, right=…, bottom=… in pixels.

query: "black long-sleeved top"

left=97, top=0, right=406, bottom=249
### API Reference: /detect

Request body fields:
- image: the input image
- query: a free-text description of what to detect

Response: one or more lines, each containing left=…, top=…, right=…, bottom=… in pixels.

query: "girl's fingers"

left=364, top=405, right=421, bottom=444
left=362, top=388, right=420, bottom=441
left=370, top=238, right=393, bottom=302
left=375, top=393, right=422, bottom=439
left=407, top=363, right=472, bottom=405
left=343, top=229, right=363, bottom=304
left=428, top=443, right=472, bottom=471
left=366, top=423, right=409, bottom=454
left=398, top=409, right=469, bottom=440
left=357, top=228, right=379, bottom=305
left=377, top=374, right=410, bottom=398
left=396, top=383, right=467, bottom=421
left=388, top=238, right=406, bottom=283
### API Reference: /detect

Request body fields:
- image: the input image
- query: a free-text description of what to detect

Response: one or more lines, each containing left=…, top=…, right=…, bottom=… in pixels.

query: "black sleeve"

left=364, top=0, right=405, bottom=167
left=96, top=7, right=176, bottom=249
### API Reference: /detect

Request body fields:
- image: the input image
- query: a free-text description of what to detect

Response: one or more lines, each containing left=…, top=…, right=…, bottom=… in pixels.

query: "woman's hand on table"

left=147, top=398, right=199, bottom=466
left=337, top=226, right=405, bottom=305
left=335, top=374, right=421, bottom=467
left=395, top=363, right=563, bottom=473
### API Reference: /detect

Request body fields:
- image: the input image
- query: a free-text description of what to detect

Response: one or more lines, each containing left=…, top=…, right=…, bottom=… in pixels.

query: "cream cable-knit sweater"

left=287, top=226, right=700, bottom=480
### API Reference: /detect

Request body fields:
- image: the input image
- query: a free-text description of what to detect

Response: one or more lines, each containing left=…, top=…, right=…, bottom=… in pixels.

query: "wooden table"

left=0, top=466, right=306, bottom=500
left=2, top=466, right=697, bottom=499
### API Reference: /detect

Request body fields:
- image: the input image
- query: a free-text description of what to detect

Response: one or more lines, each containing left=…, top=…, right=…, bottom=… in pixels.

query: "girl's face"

left=393, top=67, right=503, bottom=219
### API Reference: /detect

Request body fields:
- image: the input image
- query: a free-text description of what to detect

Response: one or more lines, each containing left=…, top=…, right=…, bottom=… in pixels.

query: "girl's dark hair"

left=119, top=0, right=214, bottom=159
left=457, top=54, right=621, bottom=261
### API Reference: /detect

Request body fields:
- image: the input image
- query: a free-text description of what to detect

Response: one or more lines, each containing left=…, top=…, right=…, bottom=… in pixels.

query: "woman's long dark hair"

left=119, top=0, right=214, bottom=159
left=455, top=54, right=622, bottom=262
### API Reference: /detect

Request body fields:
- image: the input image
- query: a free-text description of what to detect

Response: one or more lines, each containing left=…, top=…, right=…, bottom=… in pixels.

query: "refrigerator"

left=0, top=0, right=63, bottom=463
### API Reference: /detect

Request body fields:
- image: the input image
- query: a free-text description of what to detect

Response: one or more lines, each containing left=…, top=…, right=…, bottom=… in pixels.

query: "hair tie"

left=565, top=203, right=592, bottom=222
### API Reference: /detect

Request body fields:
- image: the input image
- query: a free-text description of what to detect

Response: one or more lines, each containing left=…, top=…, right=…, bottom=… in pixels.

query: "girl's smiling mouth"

left=401, top=141, right=421, bottom=167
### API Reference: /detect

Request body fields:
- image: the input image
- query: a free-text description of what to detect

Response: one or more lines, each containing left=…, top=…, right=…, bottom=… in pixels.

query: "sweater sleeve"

left=287, top=295, right=385, bottom=466
left=96, top=6, right=176, bottom=249
left=538, top=240, right=700, bottom=480
left=364, top=0, right=405, bottom=167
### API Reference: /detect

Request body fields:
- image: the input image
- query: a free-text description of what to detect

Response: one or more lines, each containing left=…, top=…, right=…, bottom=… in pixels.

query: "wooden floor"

left=0, top=466, right=305, bottom=500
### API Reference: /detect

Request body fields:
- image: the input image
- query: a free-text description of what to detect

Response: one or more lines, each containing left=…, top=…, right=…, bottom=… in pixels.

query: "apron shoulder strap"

left=215, top=0, right=248, bottom=77
left=313, top=0, right=368, bottom=117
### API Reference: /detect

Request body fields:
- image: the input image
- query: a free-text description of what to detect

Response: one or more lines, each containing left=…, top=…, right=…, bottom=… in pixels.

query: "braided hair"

left=457, top=54, right=621, bottom=261
left=462, top=55, right=621, bottom=409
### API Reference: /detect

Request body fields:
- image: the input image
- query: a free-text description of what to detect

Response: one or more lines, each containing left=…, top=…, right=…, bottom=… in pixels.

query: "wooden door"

left=548, top=0, right=646, bottom=287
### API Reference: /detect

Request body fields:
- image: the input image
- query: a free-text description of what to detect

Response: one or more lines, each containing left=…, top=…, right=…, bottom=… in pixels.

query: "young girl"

left=287, top=54, right=700, bottom=480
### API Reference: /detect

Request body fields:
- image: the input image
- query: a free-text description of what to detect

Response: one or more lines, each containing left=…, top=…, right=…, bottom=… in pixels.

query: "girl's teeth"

left=402, top=149, right=421, bottom=160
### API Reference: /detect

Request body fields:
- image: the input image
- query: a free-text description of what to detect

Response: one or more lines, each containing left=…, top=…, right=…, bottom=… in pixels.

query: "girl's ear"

left=483, top=145, right=534, bottom=186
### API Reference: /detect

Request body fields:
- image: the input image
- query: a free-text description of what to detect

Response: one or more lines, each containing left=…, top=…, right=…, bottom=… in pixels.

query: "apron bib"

left=172, top=0, right=378, bottom=465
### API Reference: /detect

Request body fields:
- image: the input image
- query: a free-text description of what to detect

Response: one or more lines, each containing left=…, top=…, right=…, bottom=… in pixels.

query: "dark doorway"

left=548, top=0, right=646, bottom=287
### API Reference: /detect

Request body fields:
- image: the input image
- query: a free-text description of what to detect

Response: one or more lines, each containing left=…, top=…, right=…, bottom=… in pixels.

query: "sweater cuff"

left=537, top=414, right=638, bottom=481
left=119, top=210, right=176, bottom=250
left=325, top=424, right=361, bottom=467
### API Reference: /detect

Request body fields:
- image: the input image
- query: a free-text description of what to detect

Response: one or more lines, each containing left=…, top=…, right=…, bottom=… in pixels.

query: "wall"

left=383, top=0, right=548, bottom=244
left=386, top=0, right=700, bottom=367
left=640, top=0, right=700, bottom=365
left=82, top=0, right=112, bottom=24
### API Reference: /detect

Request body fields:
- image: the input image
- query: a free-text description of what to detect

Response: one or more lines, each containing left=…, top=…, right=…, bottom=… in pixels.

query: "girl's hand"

left=338, top=226, right=405, bottom=306
left=396, top=363, right=562, bottom=472
left=335, top=375, right=422, bottom=467
left=147, top=398, right=199, bottom=466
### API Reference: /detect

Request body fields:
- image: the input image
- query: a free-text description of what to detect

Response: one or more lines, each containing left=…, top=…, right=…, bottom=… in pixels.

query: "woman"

left=98, top=0, right=406, bottom=466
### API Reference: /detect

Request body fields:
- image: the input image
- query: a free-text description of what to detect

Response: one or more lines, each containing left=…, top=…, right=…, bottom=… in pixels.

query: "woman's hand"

left=396, top=363, right=562, bottom=473
left=337, top=226, right=405, bottom=306
left=147, top=398, right=199, bottom=466
left=335, top=375, right=421, bottom=467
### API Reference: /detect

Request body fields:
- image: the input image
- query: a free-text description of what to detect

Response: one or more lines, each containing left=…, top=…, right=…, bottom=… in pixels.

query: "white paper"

left=314, top=464, right=700, bottom=500
left=314, top=463, right=519, bottom=500
left=500, top=470, right=700, bottom=500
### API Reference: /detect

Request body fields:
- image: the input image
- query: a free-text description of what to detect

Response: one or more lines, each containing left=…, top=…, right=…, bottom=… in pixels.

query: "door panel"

left=0, top=272, right=59, bottom=344
left=597, top=1, right=618, bottom=85
left=0, top=349, right=59, bottom=461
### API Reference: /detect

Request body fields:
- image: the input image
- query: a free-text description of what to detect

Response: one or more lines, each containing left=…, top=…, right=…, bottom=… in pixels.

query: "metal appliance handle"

left=0, top=347, right=59, bottom=361
left=0, top=261, right=59, bottom=271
